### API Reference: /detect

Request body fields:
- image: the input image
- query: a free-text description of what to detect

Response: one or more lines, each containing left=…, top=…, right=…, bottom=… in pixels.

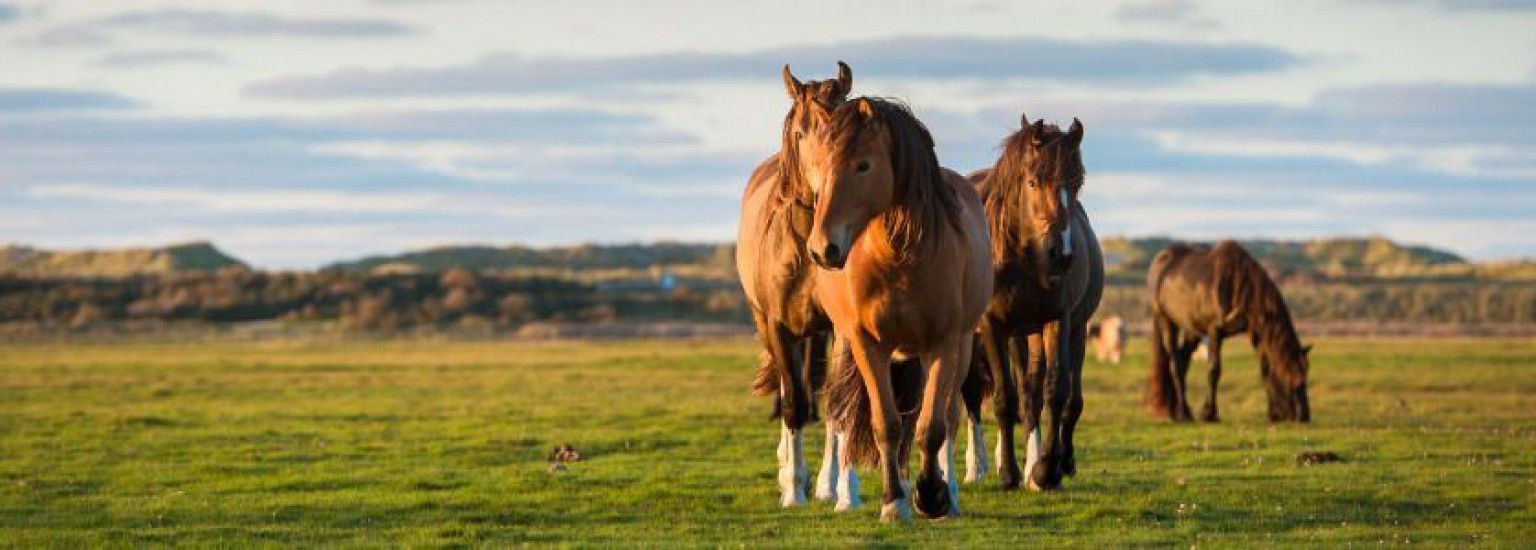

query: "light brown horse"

left=1144, top=241, right=1312, bottom=423
left=737, top=62, right=852, bottom=508
left=806, top=97, right=993, bottom=521
left=970, top=113, right=1103, bottom=491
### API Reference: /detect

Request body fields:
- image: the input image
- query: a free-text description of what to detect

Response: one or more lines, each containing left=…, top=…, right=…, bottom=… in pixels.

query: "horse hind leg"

left=1061, top=320, right=1087, bottom=478
left=959, top=341, right=990, bottom=484
left=1200, top=335, right=1224, bottom=423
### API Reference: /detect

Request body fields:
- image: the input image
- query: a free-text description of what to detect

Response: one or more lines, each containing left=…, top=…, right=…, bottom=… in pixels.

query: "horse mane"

left=824, top=97, right=961, bottom=256
left=980, top=121, right=1086, bottom=261
left=777, top=80, right=850, bottom=207
left=1214, top=241, right=1307, bottom=386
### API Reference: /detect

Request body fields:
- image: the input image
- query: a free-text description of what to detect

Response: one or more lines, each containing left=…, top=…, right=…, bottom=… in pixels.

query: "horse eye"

left=855, top=160, right=870, bottom=173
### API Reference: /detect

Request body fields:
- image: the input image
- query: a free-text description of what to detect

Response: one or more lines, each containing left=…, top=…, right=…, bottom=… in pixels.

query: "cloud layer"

left=246, top=35, right=1301, bottom=98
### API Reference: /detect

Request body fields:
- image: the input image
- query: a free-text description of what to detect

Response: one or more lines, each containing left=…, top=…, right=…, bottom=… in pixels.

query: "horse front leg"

left=1028, top=321, right=1067, bottom=492
left=845, top=334, right=909, bottom=522
left=1019, top=329, right=1045, bottom=487
left=766, top=325, right=809, bottom=507
left=914, top=336, right=969, bottom=518
left=959, top=338, right=989, bottom=484
left=1201, top=334, right=1224, bottom=422
left=817, top=336, right=862, bottom=510
left=978, top=320, right=1020, bottom=489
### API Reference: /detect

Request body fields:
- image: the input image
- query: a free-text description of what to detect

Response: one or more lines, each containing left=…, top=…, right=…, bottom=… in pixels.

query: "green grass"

left=1, top=338, right=1532, bottom=546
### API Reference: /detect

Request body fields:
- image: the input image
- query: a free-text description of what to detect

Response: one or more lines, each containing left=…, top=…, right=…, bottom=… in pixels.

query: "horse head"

left=1011, top=113, right=1084, bottom=275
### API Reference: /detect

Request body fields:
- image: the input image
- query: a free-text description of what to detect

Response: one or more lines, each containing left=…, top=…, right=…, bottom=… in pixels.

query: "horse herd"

left=736, top=62, right=1313, bottom=522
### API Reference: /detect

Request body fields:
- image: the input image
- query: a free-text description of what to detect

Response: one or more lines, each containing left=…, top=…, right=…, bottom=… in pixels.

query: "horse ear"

left=835, top=61, right=853, bottom=96
left=1067, top=118, right=1084, bottom=147
left=1302, top=344, right=1314, bottom=355
left=1020, top=111, right=1030, bottom=129
left=782, top=64, right=803, bottom=99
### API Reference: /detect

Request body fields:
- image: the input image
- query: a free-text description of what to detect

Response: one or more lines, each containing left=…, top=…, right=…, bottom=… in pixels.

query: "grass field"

left=1, top=337, right=1532, bottom=546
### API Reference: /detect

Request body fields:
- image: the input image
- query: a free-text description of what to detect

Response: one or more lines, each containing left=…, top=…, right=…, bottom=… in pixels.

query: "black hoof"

left=998, top=462, right=1022, bottom=491
left=914, top=475, right=951, bottom=518
left=1028, top=461, right=1062, bottom=491
left=1061, top=455, right=1077, bottom=478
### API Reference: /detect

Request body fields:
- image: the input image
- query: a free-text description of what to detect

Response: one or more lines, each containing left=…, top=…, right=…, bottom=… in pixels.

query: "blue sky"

left=2, top=1, right=1534, bottom=268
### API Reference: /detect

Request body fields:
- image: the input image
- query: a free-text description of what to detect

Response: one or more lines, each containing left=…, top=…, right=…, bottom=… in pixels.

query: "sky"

left=1, top=0, right=1534, bottom=268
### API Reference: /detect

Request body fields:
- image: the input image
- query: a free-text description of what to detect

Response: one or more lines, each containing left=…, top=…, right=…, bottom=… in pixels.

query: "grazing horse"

left=1089, top=315, right=1126, bottom=364
left=808, top=97, right=993, bottom=521
left=737, top=62, right=853, bottom=508
left=969, top=113, right=1104, bottom=491
left=1144, top=241, right=1312, bottom=423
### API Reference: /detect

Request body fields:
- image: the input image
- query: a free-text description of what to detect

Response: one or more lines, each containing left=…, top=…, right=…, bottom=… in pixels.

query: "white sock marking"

left=964, top=416, right=988, bottom=483
left=834, top=433, right=862, bottom=511
left=777, top=425, right=807, bottom=507
left=814, top=426, right=838, bottom=501
left=1024, top=427, right=1042, bottom=478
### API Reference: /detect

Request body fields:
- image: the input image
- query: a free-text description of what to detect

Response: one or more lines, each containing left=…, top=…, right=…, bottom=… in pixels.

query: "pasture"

left=1, top=338, right=1532, bottom=546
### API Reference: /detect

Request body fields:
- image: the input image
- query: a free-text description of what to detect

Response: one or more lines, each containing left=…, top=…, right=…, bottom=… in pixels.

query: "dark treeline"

left=0, top=267, right=747, bottom=337
left=4, top=267, right=1535, bottom=338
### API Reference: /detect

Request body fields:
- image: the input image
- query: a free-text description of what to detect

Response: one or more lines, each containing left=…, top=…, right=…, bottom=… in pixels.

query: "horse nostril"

left=824, top=243, right=841, bottom=264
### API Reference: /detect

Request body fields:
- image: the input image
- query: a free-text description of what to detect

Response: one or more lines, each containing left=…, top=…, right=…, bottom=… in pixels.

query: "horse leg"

left=1028, top=321, right=1067, bottom=492
left=766, top=325, right=809, bottom=507
left=979, top=320, right=1020, bottom=489
left=1200, top=335, right=1224, bottom=422
left=845, top=333, right=910, bottom=522
left=914, top=337, right=968, bottom=518
left=808, top=332, right=841, bottom=502
left=1145, top=314, right=1181, bottom=420
left=1173, top=336, right=1200, bottom=421
left=959, top=341, right=990, bottom=484
left=1019, top=330, right=1045, bottom=487
left=1061, top=319, right=1087, bottom=478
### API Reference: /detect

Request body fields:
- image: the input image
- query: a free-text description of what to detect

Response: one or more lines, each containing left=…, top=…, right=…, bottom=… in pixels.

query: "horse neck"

left=1249, top=300, right=1303, bottom=376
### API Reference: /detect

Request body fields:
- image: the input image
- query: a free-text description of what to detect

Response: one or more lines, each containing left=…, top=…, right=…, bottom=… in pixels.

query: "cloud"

left=0, top=88, right=137, bottom=111
left=245, top=35, right=1301, bottom=98
left=1115, top=0, right=1220, bottom=28
left=19, top=25, right=112, bottom=47
left=99, top=9, right=413, bottom=37
left=26, top=183, right=447, bottom=214
left=96, top=49, right=227, bottom=68
left=0, top=4, right=18, bottom=23
left=1379, top=0, right=1536, bottom=11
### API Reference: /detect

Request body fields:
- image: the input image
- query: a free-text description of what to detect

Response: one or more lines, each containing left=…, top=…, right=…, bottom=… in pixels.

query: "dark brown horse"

left=970, top=113, right=1104, bottom=491
left=737, top=62, right=851, bottom=508
left=807, top=97, right=993, bottom=521
left=1143, top=241, right=1312, bottom=423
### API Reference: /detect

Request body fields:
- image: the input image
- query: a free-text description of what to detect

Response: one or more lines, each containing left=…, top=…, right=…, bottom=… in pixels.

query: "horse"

left=737, top=62, right=854, bottom=508
left=1089, top=315, right=1126, bottom=364
left=969, top=113, right=1104, bottom=491
left=806, top=97, right=993, bottom=521
left=1142, top=241, right=1313, bottom=423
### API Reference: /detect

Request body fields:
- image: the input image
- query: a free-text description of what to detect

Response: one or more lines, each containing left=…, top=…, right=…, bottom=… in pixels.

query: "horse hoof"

left=1027, top=463, right=1062, bottom=492
left=998, top=465, right=1021, bottom=491
left=813, top=481, right=837, bottom=502
left=780, top=490, right=807, bottom=508
left=963, top=470, right=985, bottom=484
left=1062, top=457, right=1077, bottom=478
left=880, top=499, right=912, bottom=523
left=835, top=495, right=862, bottom=512
left=914, top=475, right=952, bottom=518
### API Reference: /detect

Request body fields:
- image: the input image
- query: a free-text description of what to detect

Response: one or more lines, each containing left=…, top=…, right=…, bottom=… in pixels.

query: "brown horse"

left=737, top=62, right=852, bottom=508
left=969, top=113, right=1104, bottom=491
left=1143, top=241, right=1312, bottom=423
left=806, top=97, right=993, bottom=521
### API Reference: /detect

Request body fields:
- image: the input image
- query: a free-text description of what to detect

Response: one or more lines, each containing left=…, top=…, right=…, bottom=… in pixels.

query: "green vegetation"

left=0, top=242, right=245, bottom=278
left=1, top=338, right=1531, bottom=545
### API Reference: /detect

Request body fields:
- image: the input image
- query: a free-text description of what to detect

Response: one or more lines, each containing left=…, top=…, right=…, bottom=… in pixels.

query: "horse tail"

left=827, top=346, right=925, bottom=469
left=961, top=337, right=993, bottom=421
left=751, top=349, right=778, bottom=397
